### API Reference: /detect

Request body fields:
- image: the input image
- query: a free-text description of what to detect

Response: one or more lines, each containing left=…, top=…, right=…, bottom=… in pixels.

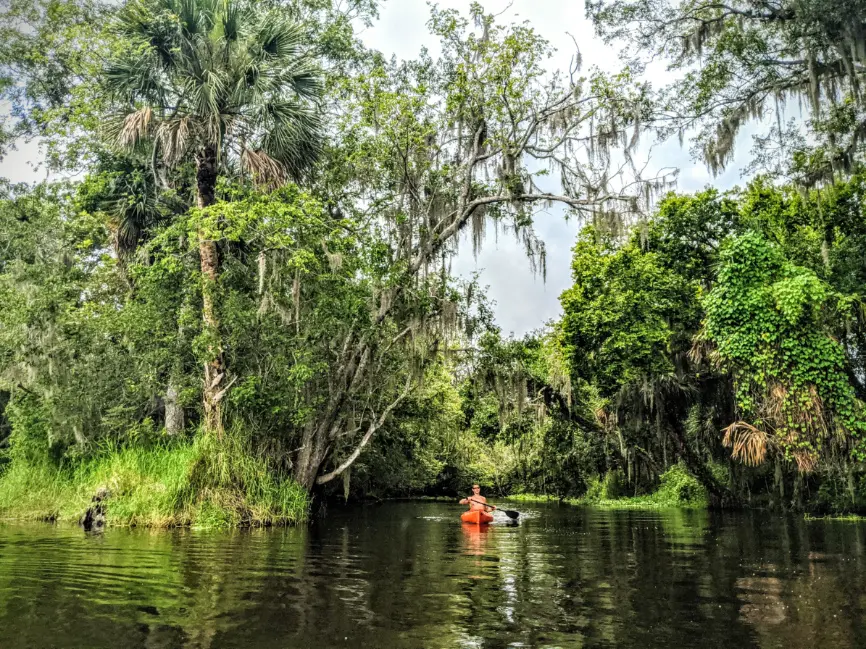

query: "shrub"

left=583, top=470, right=627, bottom=502
left=651, top=464, right=708, bottom=507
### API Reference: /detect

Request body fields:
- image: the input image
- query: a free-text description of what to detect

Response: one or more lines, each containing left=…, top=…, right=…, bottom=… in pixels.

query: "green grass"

left=502, top=493, right=564, bottom=504
left=804, top=513, right=866, bottom=521
left=0, top=434, right=309, bottom=528
left=505, top=465, right=709, bottom=511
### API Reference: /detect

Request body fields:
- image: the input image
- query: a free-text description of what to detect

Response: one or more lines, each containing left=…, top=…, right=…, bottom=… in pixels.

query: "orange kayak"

left=461, top=510, right=494, bottom=524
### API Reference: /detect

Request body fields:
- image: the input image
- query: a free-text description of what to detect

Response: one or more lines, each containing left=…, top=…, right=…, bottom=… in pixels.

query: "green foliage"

left=644, top=189, right=740, bottom=284
left=583, top=470, right=627, bottom=502
left=0, top=435, right=309, bottom=527
left=104, top=0, right=323, bottom=181
left=7, top=0, right=866, bottom=522
left=651, top=465, right=708, bottom=507
left=349, top=366, right=460, bottom=497
left=0, top=0, right=116, bottom=169
left=449, top=327, right=607, bottom=500
left=704, top=230, right=866, bottom=467
left=580, top=465, right=707, bottom=509
left=0, top=182, right=173, bottom=457
left=561, top=226, right=701, bottom=397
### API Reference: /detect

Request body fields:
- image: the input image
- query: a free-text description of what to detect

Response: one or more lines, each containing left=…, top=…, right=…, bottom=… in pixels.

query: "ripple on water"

left=0, top=507, right=865, bottom=649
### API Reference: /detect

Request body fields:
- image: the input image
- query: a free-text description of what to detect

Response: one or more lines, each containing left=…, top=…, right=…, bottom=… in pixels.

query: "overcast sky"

left=0, top=0, right=756, bottom=337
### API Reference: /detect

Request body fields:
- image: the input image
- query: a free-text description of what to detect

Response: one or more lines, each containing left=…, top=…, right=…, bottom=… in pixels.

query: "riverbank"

left=0, top=437, right=309, bottom=528
left=504, top=465, right=709, bottom=510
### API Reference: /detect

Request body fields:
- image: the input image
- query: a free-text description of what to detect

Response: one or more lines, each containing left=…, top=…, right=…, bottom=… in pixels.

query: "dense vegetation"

left=1, top=0, right=866, bottom=526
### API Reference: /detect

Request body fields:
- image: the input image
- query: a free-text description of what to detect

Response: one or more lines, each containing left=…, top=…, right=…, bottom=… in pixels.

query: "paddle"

left=467, top=497, right=520, bottom=520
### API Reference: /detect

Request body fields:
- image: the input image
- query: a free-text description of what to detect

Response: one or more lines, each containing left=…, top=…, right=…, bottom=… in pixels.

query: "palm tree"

left=104, top=0, right=323, bottom=434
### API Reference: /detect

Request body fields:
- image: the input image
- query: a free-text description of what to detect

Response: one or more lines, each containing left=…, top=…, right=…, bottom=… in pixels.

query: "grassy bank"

left=804, top=513, right=866, bottom=522
left=505, top=465, right=709, bottom=510
left=0, top=435, right=309, bottom=528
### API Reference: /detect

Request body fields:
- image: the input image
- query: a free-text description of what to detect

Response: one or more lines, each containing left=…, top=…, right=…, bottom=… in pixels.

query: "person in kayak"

left=460, top=484, right=488, bottom=511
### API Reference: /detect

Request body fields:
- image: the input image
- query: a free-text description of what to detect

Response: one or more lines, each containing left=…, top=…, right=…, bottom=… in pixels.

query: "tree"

left=0, top=181, right=177, bottom=458
left=0, top=0, right=115, bottom=168
left=560, top=226, right=701, bottom=397
left=588, top=0, right=866, bottom=182
left=454, top=329, right=605, bottom=498
left=558, top=224, right=730, bottom=498
left=290, top=3, right=675, bottom=492
left=104, top=0, right=324, bottom=435
left=703, top=231, right=866, bottom=473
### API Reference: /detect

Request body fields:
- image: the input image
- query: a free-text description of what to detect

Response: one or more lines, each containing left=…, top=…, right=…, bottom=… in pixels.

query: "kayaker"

left=459, top=484, right=488, bottom=511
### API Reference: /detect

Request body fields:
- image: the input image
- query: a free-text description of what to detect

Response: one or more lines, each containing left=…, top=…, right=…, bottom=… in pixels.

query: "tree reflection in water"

left=2, top=504, right=866, bottom=648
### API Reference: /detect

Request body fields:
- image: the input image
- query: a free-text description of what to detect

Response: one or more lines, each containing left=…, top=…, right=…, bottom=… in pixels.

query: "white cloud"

left=0, top=137, right=49, bottom=184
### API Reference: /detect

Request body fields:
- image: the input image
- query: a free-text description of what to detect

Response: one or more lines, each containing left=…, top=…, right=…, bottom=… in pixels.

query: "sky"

left=0, top=0, right=757, bottom=337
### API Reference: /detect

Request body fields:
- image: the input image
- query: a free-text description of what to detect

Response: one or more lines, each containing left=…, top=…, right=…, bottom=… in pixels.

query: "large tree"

left=104, top=0, right=324, bottom=435
left=292, top=3, right=675, bottom=491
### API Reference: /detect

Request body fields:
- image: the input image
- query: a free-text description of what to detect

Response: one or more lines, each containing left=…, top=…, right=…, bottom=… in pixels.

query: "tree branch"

left=316, top=375, right=414, bottom=485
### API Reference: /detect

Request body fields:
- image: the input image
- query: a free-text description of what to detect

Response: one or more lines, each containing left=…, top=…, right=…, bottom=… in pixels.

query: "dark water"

left=1, top=503, right=866, bottom=648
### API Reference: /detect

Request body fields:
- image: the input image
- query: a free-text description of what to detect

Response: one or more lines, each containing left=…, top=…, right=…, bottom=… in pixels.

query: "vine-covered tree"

left=702, top=230, right=866, bottom=474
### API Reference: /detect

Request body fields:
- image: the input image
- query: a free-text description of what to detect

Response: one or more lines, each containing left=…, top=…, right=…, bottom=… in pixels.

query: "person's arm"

left=459, top=497, right=469, bottom=504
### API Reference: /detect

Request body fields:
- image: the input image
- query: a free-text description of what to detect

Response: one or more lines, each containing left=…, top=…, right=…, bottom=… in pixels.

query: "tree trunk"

left=165, top=380, right=184, bottom=435
left=195, top=145, right=225, bottom=437
left=793, top=469, right=804, bottom=510
left=774, top=456, right=785, bottom=506
left=296, top=421, right=330, bottom=492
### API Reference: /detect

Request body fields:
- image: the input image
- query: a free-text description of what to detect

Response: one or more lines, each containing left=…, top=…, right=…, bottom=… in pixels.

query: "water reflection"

left=0, top=506, right=866, bottom=648
left=460, top=521, right=491, bottom=557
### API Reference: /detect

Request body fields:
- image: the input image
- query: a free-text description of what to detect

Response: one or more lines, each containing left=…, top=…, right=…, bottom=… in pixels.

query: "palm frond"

left=119, top=107, right=154, bottom=148
left=155, top=116, right=195, bottom=165
left=688, top=330, right=720, bottom=366
left=255, top=18, right=304, bottom=60
left=104, top=50, right=168, bottom=102
left=98, top=165, right=165, bottom=258
left=792, top=449, right=818, bottom=473
left=241, top=148, right=288, bottom=189
left=116, top=0, right=181, bottom=69
left=115, top=0, right=156, bottom=38
left=176, top=0, right=216, bottom=38
left=219, top=0, right=245, bottom=43
left=273, top=61, right=323, bottom=100
left=722, top=421, right=772, bottom=467
left=256, top=101, right=323, bottom=179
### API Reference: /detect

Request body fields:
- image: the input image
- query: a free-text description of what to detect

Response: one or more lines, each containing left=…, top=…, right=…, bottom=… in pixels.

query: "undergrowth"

left=506, top=465, right=708, bottom=510
left=504, top=493, right=563, bottom=503
left=0, top=433, right=309, bottom=528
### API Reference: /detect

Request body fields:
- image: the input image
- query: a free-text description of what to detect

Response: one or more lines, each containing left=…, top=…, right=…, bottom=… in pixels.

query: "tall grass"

left=0, top=433, right=309, bottom=528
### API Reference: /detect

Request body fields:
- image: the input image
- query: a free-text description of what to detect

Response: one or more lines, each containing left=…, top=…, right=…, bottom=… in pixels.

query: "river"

left=1, top=501, right=865, bottom=648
